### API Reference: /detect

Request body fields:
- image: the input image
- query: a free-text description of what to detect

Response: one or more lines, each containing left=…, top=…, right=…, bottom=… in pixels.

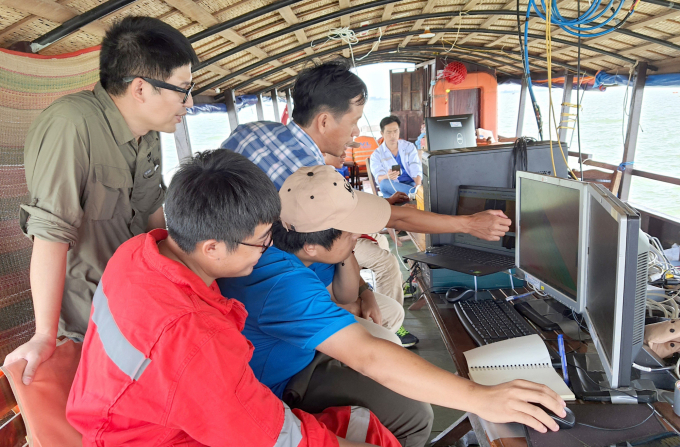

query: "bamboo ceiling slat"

left=2, top=0, right=680, bottom=93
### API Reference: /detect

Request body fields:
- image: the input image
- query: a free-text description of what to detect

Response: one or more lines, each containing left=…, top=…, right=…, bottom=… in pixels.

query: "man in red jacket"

left=66, top=149, right=399, bottom=447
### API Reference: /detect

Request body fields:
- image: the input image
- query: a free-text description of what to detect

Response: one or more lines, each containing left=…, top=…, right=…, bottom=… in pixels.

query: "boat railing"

left=568, top=151, right=680, bottom=188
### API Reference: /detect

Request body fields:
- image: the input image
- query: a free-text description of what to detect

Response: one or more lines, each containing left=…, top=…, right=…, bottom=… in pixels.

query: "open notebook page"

left=463, top=335, right=575, bottom=400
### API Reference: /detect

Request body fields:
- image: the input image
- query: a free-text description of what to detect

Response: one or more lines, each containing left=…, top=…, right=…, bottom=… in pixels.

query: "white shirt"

left=369, top=139, right=423, bottom=181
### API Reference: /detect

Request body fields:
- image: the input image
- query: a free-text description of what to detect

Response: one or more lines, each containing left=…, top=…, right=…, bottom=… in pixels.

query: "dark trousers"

left=283, top=352, right=434, bottom=447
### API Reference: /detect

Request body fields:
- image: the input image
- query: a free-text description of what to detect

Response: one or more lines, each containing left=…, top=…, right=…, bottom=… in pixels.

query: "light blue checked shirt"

left=220, top=121, right=325, bottom=190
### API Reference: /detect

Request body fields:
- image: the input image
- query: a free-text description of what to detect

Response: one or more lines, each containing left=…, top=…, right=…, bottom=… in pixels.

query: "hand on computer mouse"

left=468, top=380, right=566, bottom=433
left=533, top=404, right=575, bottom=429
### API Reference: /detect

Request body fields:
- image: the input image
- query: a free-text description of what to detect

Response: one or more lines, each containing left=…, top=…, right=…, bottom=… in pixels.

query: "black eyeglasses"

left=239, top=231, right=273, bottom=254
left=122, top=76, right=195, bottom=104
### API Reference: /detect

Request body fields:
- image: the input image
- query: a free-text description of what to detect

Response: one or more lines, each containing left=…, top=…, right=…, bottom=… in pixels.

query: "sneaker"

left=403, top=283, right=417, bottom=299
left=396, top=326, right=419, bottom=348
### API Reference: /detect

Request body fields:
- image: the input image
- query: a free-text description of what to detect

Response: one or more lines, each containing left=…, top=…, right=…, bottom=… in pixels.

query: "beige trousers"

left=353, top=288, right=404, bottom=338
left=354, top=237, right=404, bottom=306
left=354, top=317, right=401, bottom=345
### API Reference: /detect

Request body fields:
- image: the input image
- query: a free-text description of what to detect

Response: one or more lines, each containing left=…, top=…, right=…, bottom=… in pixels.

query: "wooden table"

left=404, top=232, right=680, bottom=447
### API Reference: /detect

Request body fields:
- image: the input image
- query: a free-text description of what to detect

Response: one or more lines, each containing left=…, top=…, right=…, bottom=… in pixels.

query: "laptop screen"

left=453, top=186, right=516, bottom=255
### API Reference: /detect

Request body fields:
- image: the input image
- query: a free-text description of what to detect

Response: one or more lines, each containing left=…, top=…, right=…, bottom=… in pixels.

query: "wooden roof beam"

left=426, top=0, right=484, bottom=45
left=581, top=35, right=680, bottom=65
left=0, top=0, right=107, bottom=37
left=195, top=25, right=641, bottom=92
left=202, top=63, right=272, bottom=89
left=458, top=0, right=516, bottom=45
left=247, top=47, right=539, bottom=95
left=227, top=39, right=583, bottom=94
left=340, top=0, right=351, bottom=27
left=193, top=4, right=679, bottom=70
left=547, top=9, right=680, bottom=58
left=627, top=9, right=680, bottom=31
left=410, top=0, right=438, bottom=31
left=400, top=35, right=413, bottom=47
left=0, top=15, right=35, bottom=41
left=164, top=0, right=296, bottom=77
left=535, top=4, right=680, bottom=58
left=382, top=3, right=394, bottom=21
left=279, top=6, right=308, bottom=44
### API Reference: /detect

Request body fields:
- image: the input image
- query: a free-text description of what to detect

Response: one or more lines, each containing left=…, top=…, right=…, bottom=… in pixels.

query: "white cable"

left=526, top=281, right=548, bottom=296
left=393, top=240, right=410, bottom=272
left=356, top=27, right=383, bottom=61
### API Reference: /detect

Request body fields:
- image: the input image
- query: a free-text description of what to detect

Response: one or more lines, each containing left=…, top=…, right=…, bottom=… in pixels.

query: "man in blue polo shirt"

left=221, top=61, right=512, bottom=347
left=218, top=166, right=567, bottom=447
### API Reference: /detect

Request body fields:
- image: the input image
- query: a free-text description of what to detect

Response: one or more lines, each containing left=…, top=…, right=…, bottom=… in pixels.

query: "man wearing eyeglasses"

left=5, top=16, right=198, bottom=385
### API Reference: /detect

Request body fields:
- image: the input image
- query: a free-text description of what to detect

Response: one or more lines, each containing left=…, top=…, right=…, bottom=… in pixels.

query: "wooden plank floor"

left=389, top=237, right=468, bottom=446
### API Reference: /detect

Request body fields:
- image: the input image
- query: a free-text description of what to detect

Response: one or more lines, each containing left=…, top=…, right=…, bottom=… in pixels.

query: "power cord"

left=511, top=137, right=534, bottom=188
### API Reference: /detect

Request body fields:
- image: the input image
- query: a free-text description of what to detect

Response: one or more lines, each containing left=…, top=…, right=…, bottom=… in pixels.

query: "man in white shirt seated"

left=370, top=116, right=423, bottom=198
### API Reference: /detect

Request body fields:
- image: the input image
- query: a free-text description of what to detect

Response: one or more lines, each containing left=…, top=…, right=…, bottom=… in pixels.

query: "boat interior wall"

left=0, top=47, right=99, bottom=362
left=432, top=71, right=498, bottom=139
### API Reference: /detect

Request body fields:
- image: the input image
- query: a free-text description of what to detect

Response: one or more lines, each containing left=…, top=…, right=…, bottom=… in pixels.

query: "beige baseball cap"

left=280, top=165, right=391, bottom=234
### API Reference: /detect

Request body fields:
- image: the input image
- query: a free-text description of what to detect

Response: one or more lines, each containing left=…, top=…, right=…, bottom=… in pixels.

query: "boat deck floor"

left=390, top=237, right=468, bottom=446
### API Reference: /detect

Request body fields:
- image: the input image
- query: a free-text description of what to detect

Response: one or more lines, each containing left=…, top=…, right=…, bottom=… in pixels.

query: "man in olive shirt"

left=4, top=16, right=199, bottom=385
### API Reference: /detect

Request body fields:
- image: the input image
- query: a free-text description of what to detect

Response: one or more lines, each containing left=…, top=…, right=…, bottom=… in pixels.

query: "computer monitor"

left=454, top=185, right=516, bottom=256
left=515, top=172, right=589, bottom=312
left=582, top=183, right=649, bottom=389
left=425, top=114, right=476, bottom=151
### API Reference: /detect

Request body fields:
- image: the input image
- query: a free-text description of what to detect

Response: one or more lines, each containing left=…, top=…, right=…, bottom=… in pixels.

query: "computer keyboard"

left=454, top=299, right=537, bottom=346
left=428, top=245, right=514, bottom=267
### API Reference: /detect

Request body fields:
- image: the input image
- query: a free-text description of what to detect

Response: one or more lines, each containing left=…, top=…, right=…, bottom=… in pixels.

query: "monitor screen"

left=518, top=178, right=580, bottom=301
left=585, top=195, right=621, bottom=368
left=455, top=186, right=516, bottom=254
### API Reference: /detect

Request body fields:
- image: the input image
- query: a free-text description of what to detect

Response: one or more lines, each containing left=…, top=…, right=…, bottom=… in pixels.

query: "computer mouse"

left=445, top=288, right=475, bottom=303
left=535, top=404, right=575, bottom=430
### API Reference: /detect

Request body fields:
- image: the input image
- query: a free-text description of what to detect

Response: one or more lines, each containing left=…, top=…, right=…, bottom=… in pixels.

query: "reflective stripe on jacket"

left=66, top=230, right=340, bottom=447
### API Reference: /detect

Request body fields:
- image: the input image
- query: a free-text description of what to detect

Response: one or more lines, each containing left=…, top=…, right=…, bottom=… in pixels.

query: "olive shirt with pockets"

left=20, top=82, right=165, bottom=339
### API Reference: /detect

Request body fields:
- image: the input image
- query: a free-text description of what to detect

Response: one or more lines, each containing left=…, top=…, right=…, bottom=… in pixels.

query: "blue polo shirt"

left=308, top=262, right=336, bottom=287
left=217, top=247, right=356, bottom=398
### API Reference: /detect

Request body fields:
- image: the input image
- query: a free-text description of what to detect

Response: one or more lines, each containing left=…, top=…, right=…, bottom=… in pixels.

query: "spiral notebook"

left=463, top=334, right=575, bottom=401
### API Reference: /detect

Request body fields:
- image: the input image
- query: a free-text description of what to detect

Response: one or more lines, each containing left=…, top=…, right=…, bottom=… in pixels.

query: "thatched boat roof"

left=2, top=0, right=680, bottom=97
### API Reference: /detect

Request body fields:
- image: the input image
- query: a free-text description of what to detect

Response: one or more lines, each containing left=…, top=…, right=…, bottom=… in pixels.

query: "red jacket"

left=67, top=230, right=347, bottom=446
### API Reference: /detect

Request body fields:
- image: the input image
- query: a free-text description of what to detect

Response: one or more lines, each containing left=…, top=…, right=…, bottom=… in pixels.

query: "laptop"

left=404, top=185, right=516, bottom=276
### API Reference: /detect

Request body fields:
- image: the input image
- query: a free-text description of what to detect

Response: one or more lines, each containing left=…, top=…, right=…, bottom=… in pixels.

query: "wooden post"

left=271, top=88, right=280, bottom=122
left=558, top=70, right=574, bottom=143
left=285, top=88, right=294, bottom=118
left=174, top=116, right=192, bottom=162
left=620, top=62, right=648, bottom=201
left=255, top=93, right=265, bottom=121
left=515, top=77, right=528, bottom=138
left=224, top=89, right=239, bottom=132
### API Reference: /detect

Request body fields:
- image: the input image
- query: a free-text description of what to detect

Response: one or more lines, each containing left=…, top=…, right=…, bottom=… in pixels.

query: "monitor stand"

left=566, top=352, right=658, bottom=403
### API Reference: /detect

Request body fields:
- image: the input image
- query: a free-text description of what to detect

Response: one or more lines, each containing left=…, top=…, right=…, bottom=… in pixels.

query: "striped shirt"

left=220, top=121, right=325, bottom=190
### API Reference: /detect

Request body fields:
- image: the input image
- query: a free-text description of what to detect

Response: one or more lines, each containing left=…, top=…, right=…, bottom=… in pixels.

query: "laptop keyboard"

left=428, top=245, right=515, bottom=267
left=454, top=299, right=537, bottom=346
